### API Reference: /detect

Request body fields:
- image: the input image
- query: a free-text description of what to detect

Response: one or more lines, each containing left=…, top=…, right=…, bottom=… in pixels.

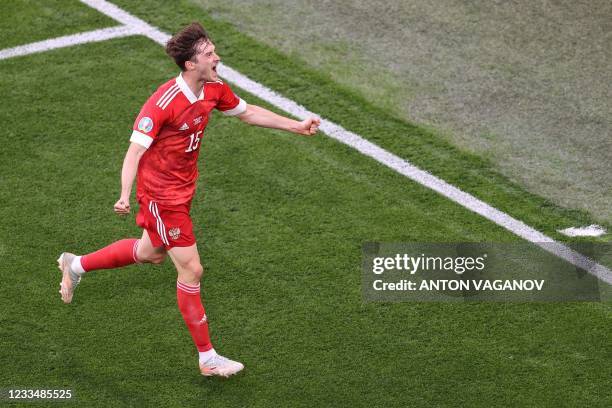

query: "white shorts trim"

left=149, top=201, right=169, bottom=246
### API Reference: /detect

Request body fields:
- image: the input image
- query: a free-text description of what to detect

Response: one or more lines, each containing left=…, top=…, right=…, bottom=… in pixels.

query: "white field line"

left=2, top=0, right=608, bottom=284
left=79, top=0, right=170, bottom=44
left=0, top=25, right=140, bottom=60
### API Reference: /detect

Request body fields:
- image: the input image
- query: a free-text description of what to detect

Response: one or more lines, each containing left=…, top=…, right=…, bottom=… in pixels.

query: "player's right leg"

left=58, top=230, right=166, bottom=304
left=168, top=244, right=244, bottom=377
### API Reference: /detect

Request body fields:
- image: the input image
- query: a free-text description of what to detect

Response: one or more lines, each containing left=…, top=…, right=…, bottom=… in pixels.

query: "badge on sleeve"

left=138, top=117, right=154, bottom=133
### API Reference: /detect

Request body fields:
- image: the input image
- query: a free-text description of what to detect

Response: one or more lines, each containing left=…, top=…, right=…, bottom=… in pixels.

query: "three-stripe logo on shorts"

left=149, top=201, right=169, bottom=245
left=156, top=83, right=180, bottom=110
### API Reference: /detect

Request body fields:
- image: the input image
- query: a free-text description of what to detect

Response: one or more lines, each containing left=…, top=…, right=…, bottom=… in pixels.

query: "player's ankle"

left=199, top=348, right=217, bottom=364
left=71, top=255, right=86, bottom=275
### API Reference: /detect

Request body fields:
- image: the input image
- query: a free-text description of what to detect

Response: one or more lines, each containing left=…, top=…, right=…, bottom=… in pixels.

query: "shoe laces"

left=206, top=354, right=231, bottom=367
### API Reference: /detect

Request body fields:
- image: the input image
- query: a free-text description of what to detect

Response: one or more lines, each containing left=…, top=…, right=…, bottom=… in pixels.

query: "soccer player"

left=57, top=22, right=320, bottom=378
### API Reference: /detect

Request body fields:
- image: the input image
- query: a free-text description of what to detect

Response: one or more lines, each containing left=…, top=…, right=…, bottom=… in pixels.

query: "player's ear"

left=184, top=60, right=195, bottom=71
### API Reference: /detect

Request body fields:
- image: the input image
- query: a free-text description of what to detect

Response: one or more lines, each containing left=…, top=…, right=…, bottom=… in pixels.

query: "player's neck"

left=182, top=72, right=204, bottom=98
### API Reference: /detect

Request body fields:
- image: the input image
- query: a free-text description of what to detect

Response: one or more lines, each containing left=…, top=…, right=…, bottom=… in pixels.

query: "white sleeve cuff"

left=221, top=98, right=247, bottom=116
left=130, top=130, right=153, bottom=148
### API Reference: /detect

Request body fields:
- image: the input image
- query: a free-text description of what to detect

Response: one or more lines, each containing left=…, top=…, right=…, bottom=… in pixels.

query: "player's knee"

left=149, top=254, right=166, bottom=264
left=138, top=251, right=166, bottom=265
left=189, top=262, right=204, bottom=280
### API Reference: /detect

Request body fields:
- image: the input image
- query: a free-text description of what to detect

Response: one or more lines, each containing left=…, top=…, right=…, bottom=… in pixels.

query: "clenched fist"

left=296, top=117, right=320, bottom=136
left=114, top=197, right=130, bottom=215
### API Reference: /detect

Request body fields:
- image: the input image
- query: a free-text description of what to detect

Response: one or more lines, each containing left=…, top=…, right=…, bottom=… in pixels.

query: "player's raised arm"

left=114, top=142, right=147, bottom=215
left=236, top=103, right=320, bottom=136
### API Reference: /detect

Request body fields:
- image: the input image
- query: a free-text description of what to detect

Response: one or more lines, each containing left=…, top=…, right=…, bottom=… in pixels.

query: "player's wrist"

left=289, top=120, right=304, bottom=134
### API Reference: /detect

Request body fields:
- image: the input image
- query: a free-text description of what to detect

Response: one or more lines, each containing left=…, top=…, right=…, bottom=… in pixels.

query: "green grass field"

left=0, top=1, right=610, bottom=407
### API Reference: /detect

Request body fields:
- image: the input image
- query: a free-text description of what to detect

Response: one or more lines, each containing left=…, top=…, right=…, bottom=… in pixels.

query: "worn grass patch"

left=191, top=0, right=612, bottom=224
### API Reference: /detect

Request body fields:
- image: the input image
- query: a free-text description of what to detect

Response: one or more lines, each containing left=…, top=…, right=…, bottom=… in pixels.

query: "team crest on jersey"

left=168, top=227, right=181, bottom=240
left=193, top=116, right=203, bottom=125
left=138, top=117, right=154, bottom=133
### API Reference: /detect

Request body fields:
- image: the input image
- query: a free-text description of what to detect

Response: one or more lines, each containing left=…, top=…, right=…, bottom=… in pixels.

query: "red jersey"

left=130, top=73, right=246, bottom=205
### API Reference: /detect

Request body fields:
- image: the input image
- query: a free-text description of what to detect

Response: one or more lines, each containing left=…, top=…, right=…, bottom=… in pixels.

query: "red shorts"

left=136, top=197, right=196, bottom=249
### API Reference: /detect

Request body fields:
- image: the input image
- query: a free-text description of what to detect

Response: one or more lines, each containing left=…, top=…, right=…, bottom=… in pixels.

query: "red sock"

left=80, top=239, right=140, bottom=272
left=176, top=281, right=212, bottom=352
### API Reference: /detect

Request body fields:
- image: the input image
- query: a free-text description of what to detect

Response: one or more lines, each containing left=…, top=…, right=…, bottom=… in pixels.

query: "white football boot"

left=57, top=252, right=82, bottom=304
left=199, top=354, right=244, bottom=377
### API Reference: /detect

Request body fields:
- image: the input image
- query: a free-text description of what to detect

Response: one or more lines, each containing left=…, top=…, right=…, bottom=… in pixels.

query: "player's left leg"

left=58, top=238, right=142, bottom=303
left=168, top=244, right=244, bottom=377
left=135, top=229, right=167, bottom=264
left=58, top=228, right=167, bottom=304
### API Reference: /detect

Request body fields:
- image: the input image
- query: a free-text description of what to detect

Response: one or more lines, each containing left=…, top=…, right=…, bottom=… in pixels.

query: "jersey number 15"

left=185, top=130, right=203, bottom=152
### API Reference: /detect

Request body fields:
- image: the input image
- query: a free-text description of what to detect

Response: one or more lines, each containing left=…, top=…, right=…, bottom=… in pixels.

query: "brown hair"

left=165, top=22, right=210, bottom=71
